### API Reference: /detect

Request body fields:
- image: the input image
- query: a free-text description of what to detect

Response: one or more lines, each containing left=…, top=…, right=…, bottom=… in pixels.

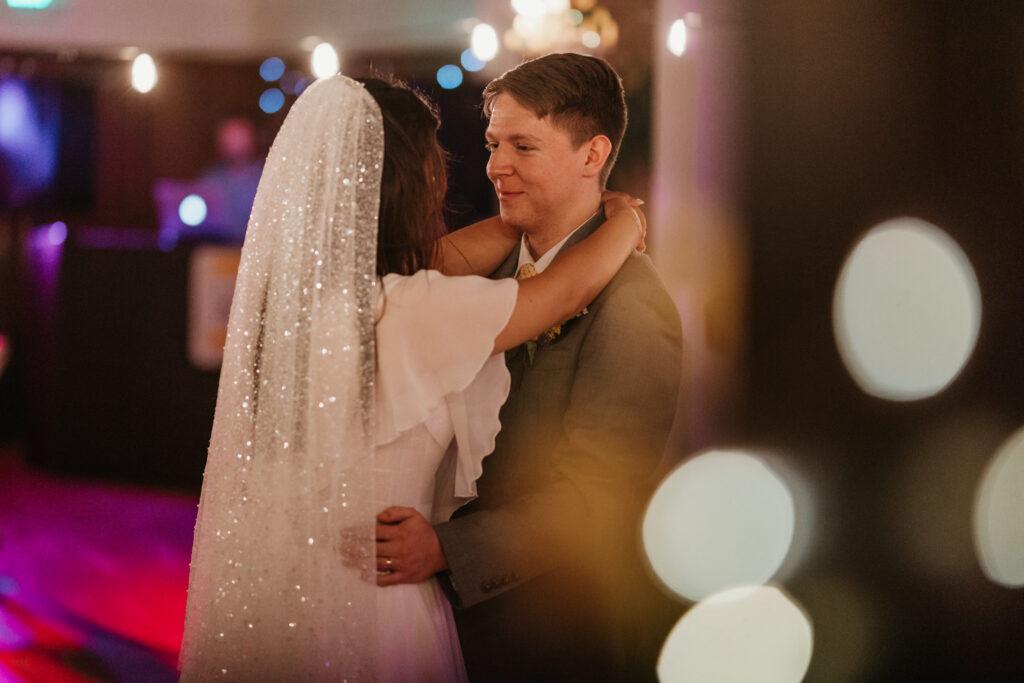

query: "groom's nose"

left=486, top=146, right=514, bottom=181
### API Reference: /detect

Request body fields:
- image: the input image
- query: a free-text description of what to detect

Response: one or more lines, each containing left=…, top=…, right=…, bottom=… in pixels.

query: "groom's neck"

left=523, top=195, right=602, bottom=260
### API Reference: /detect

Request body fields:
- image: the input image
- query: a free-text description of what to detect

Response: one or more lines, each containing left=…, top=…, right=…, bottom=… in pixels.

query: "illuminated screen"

left=0, top=75, right=94, bottom=211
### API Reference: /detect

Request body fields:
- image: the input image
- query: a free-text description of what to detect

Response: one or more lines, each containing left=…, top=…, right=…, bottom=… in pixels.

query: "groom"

left=377, top=53, right=683, bottom=681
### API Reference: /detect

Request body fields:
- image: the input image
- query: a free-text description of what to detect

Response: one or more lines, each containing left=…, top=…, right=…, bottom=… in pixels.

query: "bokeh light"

left=259, top=88, right=285, bottom=114
left=471, top=23, right=499, bottom=61
left=668, top=19, right=688, bottom=56
left=658, top=585, right=813, bottom=682
left=833, top=217, right=981, bottom=401
left=259, top=57, right=286, bottom=82
left=460, top=48, right=486, bottom=73
left=643, top=450, right=796, bottom=602
left=130, top=53, right=157, bottom=93
left=974, top=424, right=1024, bottom=587
left=280, top=70, right=303, bottom=95
left=581, top=31, right=601, bottom=49
left=436, top=64, right=463, bottom=90
left=178, top=194, right=207, bottom=227
left=512, top=0, right=547, bottom=18
left=311, top=42, right=339, bottom=79
left=45, top=221, right=67, bottom=246
left=567, top=9, right=584, bottom=25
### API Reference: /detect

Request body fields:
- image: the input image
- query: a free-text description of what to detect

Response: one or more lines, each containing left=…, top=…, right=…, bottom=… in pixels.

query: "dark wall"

left=743, top=1, right=1024, bottom=679
left=20, top=238, right=219, bottom=488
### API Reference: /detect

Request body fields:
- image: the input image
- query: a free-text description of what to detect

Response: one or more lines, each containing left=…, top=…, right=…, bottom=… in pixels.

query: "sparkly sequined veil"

left=180, top=76, right=383, bottom=680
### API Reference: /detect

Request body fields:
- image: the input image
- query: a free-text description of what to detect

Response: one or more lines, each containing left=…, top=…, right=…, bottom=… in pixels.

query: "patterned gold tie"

left=515, top=262, right=538, bottom=280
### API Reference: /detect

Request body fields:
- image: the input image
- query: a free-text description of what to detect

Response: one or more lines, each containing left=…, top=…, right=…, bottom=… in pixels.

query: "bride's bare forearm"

left=436, top=216, right=519, bottom=276
left=538, top=207, right=641, bottom=314
left=491, top=206, right=642, bottom=354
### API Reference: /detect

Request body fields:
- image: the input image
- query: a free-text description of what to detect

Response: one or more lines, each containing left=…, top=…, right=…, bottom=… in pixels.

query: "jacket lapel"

left=492, top=245, right=520, bottom=280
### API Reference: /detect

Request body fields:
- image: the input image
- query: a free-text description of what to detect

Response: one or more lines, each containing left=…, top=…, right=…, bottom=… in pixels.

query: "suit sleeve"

left=435, top=258, right=683, bottom=607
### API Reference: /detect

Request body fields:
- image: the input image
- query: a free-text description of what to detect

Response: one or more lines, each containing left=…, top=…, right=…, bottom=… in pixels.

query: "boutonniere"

left=524, top=306, right=588, bottom=365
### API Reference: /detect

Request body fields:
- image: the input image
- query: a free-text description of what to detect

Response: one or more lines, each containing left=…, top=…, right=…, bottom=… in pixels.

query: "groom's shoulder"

left=577, top=253, right=681, bottom=372
left=616, top=250, right=663, bottom=284
left=583, top=252, right=681, bottom=343
left=600, top=252, right=676, bottom=312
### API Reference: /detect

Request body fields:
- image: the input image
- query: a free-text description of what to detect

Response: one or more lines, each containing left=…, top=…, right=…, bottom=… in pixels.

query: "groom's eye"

left=484, top=142, right=497, bottom=152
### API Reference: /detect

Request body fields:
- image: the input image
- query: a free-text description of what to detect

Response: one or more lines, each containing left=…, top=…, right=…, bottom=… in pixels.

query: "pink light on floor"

left=0, top=453, right=196, bottom=681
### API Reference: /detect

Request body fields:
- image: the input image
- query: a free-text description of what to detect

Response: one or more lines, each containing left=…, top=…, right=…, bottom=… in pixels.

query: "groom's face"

left=485, top=93, right=590, bottom=234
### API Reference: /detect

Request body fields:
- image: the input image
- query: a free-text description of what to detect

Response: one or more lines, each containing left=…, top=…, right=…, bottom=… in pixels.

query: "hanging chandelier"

left=502, top=0, right=619, bottom=55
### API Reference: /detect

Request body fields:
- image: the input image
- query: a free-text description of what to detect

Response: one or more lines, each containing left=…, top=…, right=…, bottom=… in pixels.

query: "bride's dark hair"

left=358, top=77, right=448, bottom=277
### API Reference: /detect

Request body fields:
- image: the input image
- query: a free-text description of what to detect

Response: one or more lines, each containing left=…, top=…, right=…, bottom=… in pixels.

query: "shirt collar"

left=517, top=210, right=600, bottom=274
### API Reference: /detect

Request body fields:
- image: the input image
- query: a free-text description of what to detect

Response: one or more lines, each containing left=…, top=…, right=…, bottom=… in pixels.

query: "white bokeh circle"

left=643, top=450, right=795, bottom=602
left=658, top=585, right=813, bottom=682
left=974, top=424, right=1024, bottom=587
left=833, top=217, right=981, bottom=401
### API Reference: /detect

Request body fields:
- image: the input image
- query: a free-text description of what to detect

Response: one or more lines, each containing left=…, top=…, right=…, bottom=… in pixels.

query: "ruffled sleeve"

left=375, top=270, right=518, bottom=513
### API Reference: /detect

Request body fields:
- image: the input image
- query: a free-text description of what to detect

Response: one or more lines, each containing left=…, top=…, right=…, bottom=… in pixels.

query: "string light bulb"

left=668, top=19, right=688, bottom=56
left=311, top=42, right=340, bottom=79
left=131, top=53, right=157, bottom=93
left=471, top=23, right=500, bottom=61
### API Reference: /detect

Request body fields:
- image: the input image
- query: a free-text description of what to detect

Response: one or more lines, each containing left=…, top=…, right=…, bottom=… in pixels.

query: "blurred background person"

left=195, top=115, right=263, bottom=242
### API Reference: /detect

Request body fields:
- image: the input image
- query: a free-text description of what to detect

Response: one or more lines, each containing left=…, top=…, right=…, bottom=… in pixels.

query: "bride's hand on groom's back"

left=374, top=506, right=449, bottom=586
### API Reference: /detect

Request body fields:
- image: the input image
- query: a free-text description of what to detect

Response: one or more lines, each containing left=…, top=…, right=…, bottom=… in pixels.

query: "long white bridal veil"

left=180, top=76, right=383, bottom=681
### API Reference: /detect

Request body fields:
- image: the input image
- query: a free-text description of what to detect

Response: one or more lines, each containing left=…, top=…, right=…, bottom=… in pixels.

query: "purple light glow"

left=0, top=77, right=58, bottom=206
left=0, top=333, right=8, bottom=378
left=28, top=222, right=67, bottom=251
left=25, top=223, right=65, bottom=311
left=46, top=221, right=67, bottom=246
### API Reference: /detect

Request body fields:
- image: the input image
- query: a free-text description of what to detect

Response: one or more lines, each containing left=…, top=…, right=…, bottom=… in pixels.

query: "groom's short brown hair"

left=482, top=53, right=627, bottom=187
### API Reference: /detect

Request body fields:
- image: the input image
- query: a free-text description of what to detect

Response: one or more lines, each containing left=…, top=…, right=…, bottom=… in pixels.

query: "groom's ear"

left=581, top=135, right=612, bottom=179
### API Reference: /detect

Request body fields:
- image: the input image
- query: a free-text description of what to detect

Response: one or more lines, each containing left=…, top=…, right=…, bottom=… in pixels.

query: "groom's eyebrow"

left=486, top=132, right=543, bottom=145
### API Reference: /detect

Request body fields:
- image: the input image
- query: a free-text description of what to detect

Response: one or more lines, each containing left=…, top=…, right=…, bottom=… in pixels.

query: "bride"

left=179, top=74, right=646, bottom=681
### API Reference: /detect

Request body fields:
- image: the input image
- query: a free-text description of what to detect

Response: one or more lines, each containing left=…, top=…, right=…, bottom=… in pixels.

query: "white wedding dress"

left=371, top=269, right=517, bottom=682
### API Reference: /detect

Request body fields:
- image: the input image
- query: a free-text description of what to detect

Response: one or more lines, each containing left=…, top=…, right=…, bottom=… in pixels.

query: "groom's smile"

left=495, top=186, right=524, bottom=201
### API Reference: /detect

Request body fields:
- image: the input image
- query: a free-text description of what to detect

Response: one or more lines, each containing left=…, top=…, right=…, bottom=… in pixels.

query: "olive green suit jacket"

left=435, top=210, right=684, bottom=681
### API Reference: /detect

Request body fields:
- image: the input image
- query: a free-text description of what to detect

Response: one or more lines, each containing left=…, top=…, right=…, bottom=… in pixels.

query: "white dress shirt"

left=516, top=211, right=599, bottom=274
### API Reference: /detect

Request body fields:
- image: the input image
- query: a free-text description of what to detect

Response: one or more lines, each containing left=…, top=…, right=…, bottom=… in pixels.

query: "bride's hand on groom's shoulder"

left=602, top=190, right=647, bottom=253
left=374, top=506, right=449, bottom=587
